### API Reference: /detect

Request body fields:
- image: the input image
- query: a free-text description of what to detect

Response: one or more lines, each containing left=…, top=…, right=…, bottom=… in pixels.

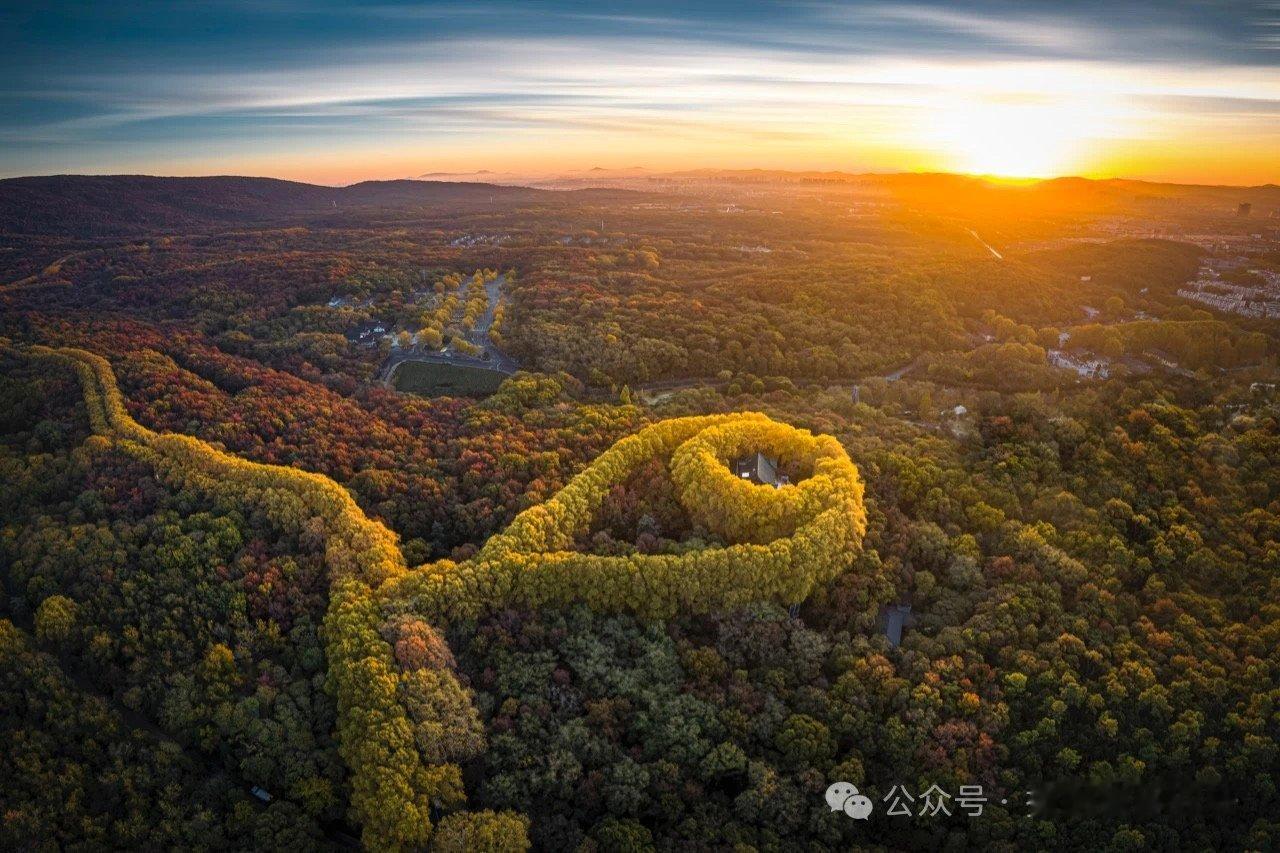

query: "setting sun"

left=923, top=95, right=1120, bottom=179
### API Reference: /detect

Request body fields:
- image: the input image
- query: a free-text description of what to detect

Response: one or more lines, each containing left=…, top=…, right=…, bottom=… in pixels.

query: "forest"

left=2, top=174, right=1279, bottom=852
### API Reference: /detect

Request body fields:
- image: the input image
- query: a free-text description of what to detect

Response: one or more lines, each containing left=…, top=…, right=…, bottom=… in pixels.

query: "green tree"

left=34, top=595, right=77, bottom=646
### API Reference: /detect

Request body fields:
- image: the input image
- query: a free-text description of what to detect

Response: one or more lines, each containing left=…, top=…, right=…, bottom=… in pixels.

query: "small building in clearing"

left=879, top=604, right=915, bottom=648
left=734, top=452, right=785, bottom=487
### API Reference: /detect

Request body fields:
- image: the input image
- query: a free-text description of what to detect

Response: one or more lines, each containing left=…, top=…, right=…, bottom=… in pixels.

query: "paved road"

left=882, top=357, right=919, bottom=382
left=966, top=228, right=1004, bottom=260
left=377, top=274, right=519, bottom=385
left=464, top=274, right=520, bottom=371
left=469, top=275, right=503, bottom=341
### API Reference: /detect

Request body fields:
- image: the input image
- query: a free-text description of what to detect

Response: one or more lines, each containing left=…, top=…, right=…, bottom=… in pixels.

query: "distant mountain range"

left=0, top=175, right=550, bottom=236
left=418, top=166, right=1278, bottom=192
left=414, top=167, right=1280, bottom=216
left=1, top=171, right=1276, bottom=237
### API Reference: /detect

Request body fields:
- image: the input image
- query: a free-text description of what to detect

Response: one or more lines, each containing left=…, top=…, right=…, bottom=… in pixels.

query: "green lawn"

left=392, top=360, right=508, bottom=397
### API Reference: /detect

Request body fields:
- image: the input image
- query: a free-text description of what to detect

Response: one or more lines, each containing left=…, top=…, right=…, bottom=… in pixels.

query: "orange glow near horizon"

left=126, top=92, right=1277, bottom=188
left=150, top=133, right=1276, bottom=190
left=109, top=129, right=1242, bottom=189
left=59, top=58, right=1279, bottom=189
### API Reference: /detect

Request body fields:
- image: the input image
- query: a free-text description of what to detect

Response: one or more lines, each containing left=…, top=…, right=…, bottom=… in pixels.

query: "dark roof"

left=344, top=322, right=382, bottom=342
left=880, top=604, right=914, bottom=648
left=734, top=452, right=779, bottom=486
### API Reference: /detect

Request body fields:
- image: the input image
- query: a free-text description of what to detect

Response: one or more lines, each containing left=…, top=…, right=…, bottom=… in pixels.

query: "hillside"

left=5, top=171, right=1276, bottom=239
left=0, top=175, right=549, bottom=236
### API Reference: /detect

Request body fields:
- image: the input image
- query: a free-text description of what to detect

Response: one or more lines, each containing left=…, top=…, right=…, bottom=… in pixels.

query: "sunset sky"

left=2, top=1, right=1278, bottom=185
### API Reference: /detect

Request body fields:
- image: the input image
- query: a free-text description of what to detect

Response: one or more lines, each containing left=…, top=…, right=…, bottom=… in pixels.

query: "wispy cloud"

left=0, top=1, right=1277, bottom=182
left=1255, top=1, right=1280, bottom=48
left=828, top=3, right=1098, bottom=53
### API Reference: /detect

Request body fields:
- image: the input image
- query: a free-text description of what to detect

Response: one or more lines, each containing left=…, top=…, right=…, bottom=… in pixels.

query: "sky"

left=2, top=0, right=1278, bottom=185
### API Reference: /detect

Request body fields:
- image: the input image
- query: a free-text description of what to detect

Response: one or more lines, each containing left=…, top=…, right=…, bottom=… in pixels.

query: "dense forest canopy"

left=2, top=174, right=1279, bottom=851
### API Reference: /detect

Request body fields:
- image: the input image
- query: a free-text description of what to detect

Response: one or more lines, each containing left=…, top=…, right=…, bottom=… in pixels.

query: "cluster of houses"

left=1176, top=256, right=1280, bottom=319
left=556, top=233, right=624, bottom=246
left=345, top=322, right=389, bottom=348
left=1048, top=349, right=1112, bottom=379
left=1177, top=285, right=1280, bottom=318
left=449, top=234, right=511, bottom=248
left=330, top=288, right=439, bottom=349
left=327, top=295, right=366, bottom=309
left=1178, top=277, right=1280, bottom=319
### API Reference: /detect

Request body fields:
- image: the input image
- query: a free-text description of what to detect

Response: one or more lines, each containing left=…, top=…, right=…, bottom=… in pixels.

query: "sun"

left=924, top=95, right=1115, bottom=179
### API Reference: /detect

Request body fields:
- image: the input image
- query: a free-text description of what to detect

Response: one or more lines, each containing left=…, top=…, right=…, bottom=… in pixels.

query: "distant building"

left=1237, top=202, right=1252, bottom=218
left=344, top=322, right=385, bottom=348
left=1049, top=350, right=1111, bottom=379
left=734, top=452, right=785, bottom=487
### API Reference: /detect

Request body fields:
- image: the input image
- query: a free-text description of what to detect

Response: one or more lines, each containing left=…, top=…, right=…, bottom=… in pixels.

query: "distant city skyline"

left=3, top=1, right=1278, bottom=185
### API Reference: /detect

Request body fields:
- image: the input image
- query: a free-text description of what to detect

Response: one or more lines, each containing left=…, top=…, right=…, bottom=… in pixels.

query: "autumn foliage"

left=26, top=345, right=867, bottom=851
left=388, top=413, right=867, bottom=624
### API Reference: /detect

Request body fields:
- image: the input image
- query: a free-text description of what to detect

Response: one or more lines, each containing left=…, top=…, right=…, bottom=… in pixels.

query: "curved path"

left=27, top=345, right=869, bottom=850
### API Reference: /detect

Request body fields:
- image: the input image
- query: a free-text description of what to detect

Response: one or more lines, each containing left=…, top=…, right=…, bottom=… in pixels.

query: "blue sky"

left=2, top=1, right=1278, bottom=182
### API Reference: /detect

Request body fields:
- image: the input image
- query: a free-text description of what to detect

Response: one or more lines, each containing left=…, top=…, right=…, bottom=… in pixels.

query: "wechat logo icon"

left=825, top=781, right=874, bottom=820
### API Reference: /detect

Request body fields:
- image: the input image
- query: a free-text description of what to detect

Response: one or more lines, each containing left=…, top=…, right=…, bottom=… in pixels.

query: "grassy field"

left=392, top=360, right=508, bottom=397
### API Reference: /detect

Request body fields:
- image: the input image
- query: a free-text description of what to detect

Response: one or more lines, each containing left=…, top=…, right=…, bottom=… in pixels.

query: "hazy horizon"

left=3, top=166, right=1279, bottom=191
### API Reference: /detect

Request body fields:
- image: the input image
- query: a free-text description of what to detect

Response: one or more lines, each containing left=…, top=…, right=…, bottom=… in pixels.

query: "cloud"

left=0, top=1, right=1277, bottom=180
left=833, top=3, right=1098, bottom=53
